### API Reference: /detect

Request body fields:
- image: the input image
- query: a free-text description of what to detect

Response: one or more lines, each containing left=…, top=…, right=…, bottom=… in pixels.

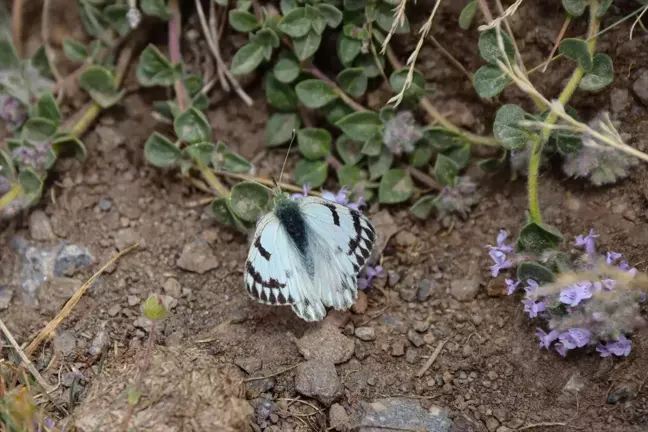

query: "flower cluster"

left=291, top=184, right=365, bottom=211
left=382, top=111, right=422, bottom=155
left=489, top=228, right=645, bottom=358
left=358, top=265, right=384, bottom=290
left=0, top=95, right=27, bottom=129
left=12, top=143, right=51, bottom=171
left=435, top=176, right=481, bottom=223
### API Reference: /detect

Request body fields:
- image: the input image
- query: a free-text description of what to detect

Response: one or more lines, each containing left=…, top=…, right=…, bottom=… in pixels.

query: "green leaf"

left=459, top=0, right=478, bottom=30
left=517, top=262, right=556, bottom=284
left=337, top=35, right=362, bottom=66
left=229, top=181, right=271, bottom=222
left=19, top=168, right=43, bottom=199
left=278, top=7, right=310, bottom=37
left=33, top=92, right=61, bottom=125
left=362, top=134, right=383, bottom=157
left=136, top=44, right=176, bottom=87
left=174, top=107, right=212, bottom=144
left=79, top=1, right=109, bottom=39
left=477, top=151, right=507, bottom=172
left=336, top=135, right=364, bottom=165
left=337, top=68, right=367, bottom=98
left=183, top=142, right=215, bottom=165
left=293, top=30, right=322, bottom=60
left=379, top=169, right=413, bottom=204
left=478, top=28, right=515, bottom=64
left=389, top=68, right=426, bottom=101
left=21, top=118, right=57, bottom=143
left=297, top=128, right=332, bottom=159
left=229, top=9, right=261, bottom=32
left=51, top=135, right=87, bottom=162
left=295, top=79, right=338, bottom=108
left=559, top=38, right=592, bottom=72
left=337, top=165, right=364, bottom=188
left=265, top=73, right=298, bottom=111
left=353, top=54, right=384, bottom=78
left=141, top=0, right=171, bottom=19
left=316, top=4, right=343, bottom=28
left=144, top=132, right=181, bottom=167
left=409, top=141, right=433, bottom=167
left=0, top=38, right=19, bottom=70
left=305, top=5, right=326, bottom=35
left=62, top=39, right=88, bottom=62
left=30, top=46, right=52, bottom=78
left=344, top=0, right=367, bottom=11
left=493, top=104, right=530, bottom=150
left=516, top=222, right=564, bottom=253
left=265, top=113, right=301, bottom=147
left=336, top=111, right=382, bottom=141
left=562, top=0, right=587, bottom=16
left=410, top=195, right=436, bottom=219
left=103, top=4, right=131, bottom=36
left=379, top=106, right=395, bottom=123
left=223, top=151, right=253, bottom=173
left=0, top=149, right=16, bottom=179
left=211, top=198, right=240, bottom=228
left=280, top=0, right=297, bottom=14
left=231, top=43, right=265, bottom=75
left=325, top=101, right=354, bottom=125
left=434, top=154, right=458, bottom=187
left=294, top=159, right=328, bottom=188
left=375, top=3, right=410, bottom=34
left=579, top=53, right=613, bottom=92
left=556, top=131, right=582, bottom=155
left=596, top=0, right=613, bottom=17
left=250, top=28, right=280, bottom=48
left=444, top=143, right=471, bottom=170
left=79, top=65, right=117, bottom=94
left=422, top=127, right=465, bottom=151
left=473, top=64, right=511, bottom=97
left=368, top=147, right=393, bottom=180
left=273, top=53, right=301, bottom=83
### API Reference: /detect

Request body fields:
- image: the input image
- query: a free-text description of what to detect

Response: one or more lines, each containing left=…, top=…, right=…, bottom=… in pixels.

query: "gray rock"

left=296, top=324, right=355, bottom=364
left=98, top=198, right=112, bottom=211
left=0, top=287, right=13, bottom=310
left=176, top=240, right=219, bottom=274
left=88, top=328, right=110, bottom=356
left=485, top=417, right=500, bottom=431
left=163, top=278, right=182, bottom=298
left=610, top=88, right=630, bottom=113
left=246, top=378, right=276, bottom=398
left=54, top=244, right=94, bottom=277
left=127, top=295, right=140, bottom=307
left=405, top=347, right=420, bottom=364
left=29, top=210, right=55, bottom=241
left=391, top=340, right=406, bottom=357
left=249, top=397, right=277, bottom=424
left=54, top=331, right=77, bottom=358
left=355, top=327, right=376, bottom=341
left=632, top=69, right=648, bottom=105
left=387, top=271, right=401, bottom=287
left=235, top=357, right=263, bottom=375
left=451, top=414, right=487, bottom=432
left=329, top=403, right=351, bottom=431
left=114, top=228, right=141, bottom=251
left=407, top=329, right=425, bottom=347
left=107, top=304, right=122, bottom=317
left=38, top=277, right=80, bottom=315
left=416, top=279, right=434, bottom=301
left=399, top=286, right=417, bottom=302
left=295, top=360, right=343, bottom=406
left=133, top=316, right=153, bottom=332
left=450, top=277, right=481, bottom=302
left=379, top=315, right=408, bottom=334
left=357, top=398, right=452, bottom=432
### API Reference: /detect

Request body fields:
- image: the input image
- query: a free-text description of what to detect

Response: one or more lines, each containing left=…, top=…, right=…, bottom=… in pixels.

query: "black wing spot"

left=246, top=261, right=287, bottom=289
left=250, top=282, right=259, bottom=298
left=260, top=289, right=268, bottom=302
left=363, top=226, right=375, bottom=244
left=277, top=291, right=287, bottom=304
left=254, top=236, right=271, bottom=261
left=268, top=290, right=277, bottom=304
left=323, top=203, right=341, bottom=226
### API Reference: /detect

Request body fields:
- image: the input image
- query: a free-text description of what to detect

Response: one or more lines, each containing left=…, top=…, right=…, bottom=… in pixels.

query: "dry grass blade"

left=415, top=337, right=448, bottom=377
left=380, top=0, right=408, bottom=54
left=629, top=3, right=648, bottom=40
left=25, top=243, right=139, bottom=357
left=477, top=0, right=524, bottom=31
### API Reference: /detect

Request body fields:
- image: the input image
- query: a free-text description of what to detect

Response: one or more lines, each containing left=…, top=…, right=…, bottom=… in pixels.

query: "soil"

left=2, top=1, right=648, bottom=432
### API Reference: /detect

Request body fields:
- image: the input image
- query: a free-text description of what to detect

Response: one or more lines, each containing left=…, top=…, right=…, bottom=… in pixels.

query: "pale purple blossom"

left=606, top=251, right=622, bottom=265
left=524, top=279, right=539, bottom=299
left=321, top=187, right=365, bottom=210
left=0, top=95, right=27, bottom=128
left=574, top=229, right=598, bottom=255
left=619, top=261, right=638, bottom=277
left=559, top=281, right=593, bottom=307
left=601, top=278, right=615, bottom=290
left=559, top=328, right=591, bottom=350
left=505, top=278, right=520, bottom=295
left=596, top=335, right=631, bottom=357
left=536, top=328, right=559, bottom=350
left=489, top=249, right=512, bottom=277
left=291, top=184, right=311, bottom=199
left=522, top=299, right=546, bottom=318
left=487, top=229, right=513, bottom=253
left=358, top=265, right=384, bottom=290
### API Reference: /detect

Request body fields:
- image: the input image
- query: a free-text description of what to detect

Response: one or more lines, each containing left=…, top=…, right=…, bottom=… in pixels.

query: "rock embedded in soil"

left=163, top=278, right=182, bottom=298
left=28, top=210, right=55, bottom=241
left=295, top=359, right=343, bottom=406
left=485, top=417, right=500, bottom=431
left=450, top=414, right=487, bottom=432
left=246, top=378, right=276, bottom=398
left=391, top=340, right=406, bottom=357
left=53, top=331, right=77, bottom=358
left=357, top=398, right=452, bottom=432
left=234, top=357, right=262, bottom=375
left=114, top=228, right=141, bottom=251
left=355, top=327, right=376, bottom=341
left=610, top=88, right=630, bottom=113
left=351, top=291, right=368, bottom=314
left=88, top=328, right=110, bottom=356
left=296, top=324, right=355, bottom=364
left=416, top=278, right=434, bottom=301
left=0, top=287, right=13, bottom=310
left=54, top=244, right=94, bottom=277
left=407, top=329, right=425, bottom=347
left=632, top=69, right=648, bottom=105
left=329, top=403, right=351, bottom=432
left=38, top=277, right=80, bottom=315
left=176, top=240, right=219, bottom=274
left=405, top=347, right=420, bottom=364
left=450, top=277, right=481, bottom=302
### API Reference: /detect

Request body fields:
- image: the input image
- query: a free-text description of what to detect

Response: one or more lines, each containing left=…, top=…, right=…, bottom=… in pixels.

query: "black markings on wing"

left=274, top=199, right=315, bottom=279
left=323, top=202, right=341, bottom=226
left=254, top=236, right=271, bottom=261
left=346, top=208, right=376, bottom=273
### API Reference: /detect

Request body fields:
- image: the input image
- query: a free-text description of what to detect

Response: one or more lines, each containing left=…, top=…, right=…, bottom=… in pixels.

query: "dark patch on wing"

left=323, top=202, right=341, bottom=226
left=346, top=209, right=376, bottom=273
left=254, top=236, right=271, bottom=261
left=275, top=199, right=315, bottom=278
left=246, top=261, right=286, bottom=289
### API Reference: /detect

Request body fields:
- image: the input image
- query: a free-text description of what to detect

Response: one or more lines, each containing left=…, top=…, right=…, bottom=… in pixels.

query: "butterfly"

left=243, top=188, right=377, bottom=322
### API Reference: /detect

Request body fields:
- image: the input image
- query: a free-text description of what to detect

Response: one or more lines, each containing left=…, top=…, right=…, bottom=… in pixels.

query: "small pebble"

left=98, top=198, right=113, bottom=211
left=407, top=329, right=425, bottom=347
left=391, top=340, right=406, bottom=357
left=355, top=327, right=376, bottom=341
left=405, top=347, right=420, bottom=364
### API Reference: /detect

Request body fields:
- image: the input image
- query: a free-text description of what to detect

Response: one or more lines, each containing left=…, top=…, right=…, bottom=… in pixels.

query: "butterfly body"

left=244, top=191, right=376, bottom=321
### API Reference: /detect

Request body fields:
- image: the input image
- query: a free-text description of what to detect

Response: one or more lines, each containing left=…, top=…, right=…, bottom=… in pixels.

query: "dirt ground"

left=1, top=1, right=648, bottom=431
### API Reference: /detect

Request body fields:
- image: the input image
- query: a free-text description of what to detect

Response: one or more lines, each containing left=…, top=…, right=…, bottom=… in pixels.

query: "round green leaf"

left=337, top=68, right=367, bottom=98
left=344, top=0, right=367, bottom=12
left=337, top=35, right=362, bottom=66
left=293, top=30, right=322, bottom=60
left=378, top=169, right=413, bottom=204
left=21, top=118, right=57, bottom=144
left=229, top=9, right=261, bottom=32
left=211, top=197, right=240, bottom=228
left=136, top=44, right=176, bottom=87
left=596, top=0, right=613, bottom=17
left=141, top=0, right=172, bottom=19
left=79, top=65, right=117, bottom=94
left=33, top=92, right=61, bottom=125
left=273, top=53, right=301, bottom=83
left=295, top=79, right=338, bottom=108
left=444, top=143, right=471, bottom=170
left=473, top=64, right=511, bottom=97
left=559, top=38, right=592, bottom=73
left=562, top=0, right=587, bottom=16
left=265, top=113, right=301, bottom=147
left=325, top=101, right=354, bottom=125
left=62, top=39, right=88, bottom=62
left=174, top=107, right=211, bottom=144
left=493, top=104, right=529, bottom=150
left=51, top=135, right=87, bottom=162
left=478, top=28, right=515, bottom=64
left=422, top=127, right=465, bottom=151
left=19, top=168, right=43, bottom=199
left=556, top=132, right=582, bottom=155
left=183, top=142, right=215, bottom=165
left=316, top=4, right=343, bottom=28
left=265, top=73, right=298, bottom=111
left=375, top=3, right=410, bottom=34
left=579, top=53, right=613, bottom=92
left=516, top=262, right=556, bottom=285
left=223, top=151, right=253, bottom=173
left=335, top=111, right=382, bottom=142
left=389, top=68, right=425, bottom=101
left=144, top=132, right=181, bottom=167
left=230, top=181, right=271, bottom=222
left=353, top=54, right=385, bottom=79
left=336, top=135, right=364, bottom=165
left=250, top=28, right=280, bottom=48
left=516, top=222, right=564, bottom=253
left=434, top=154, right=458, bottom=187
left=409, top=141, right=433, bottom=167
left=278, top=7, right=311, bottom=38
left=305, top=5, right=326, bottom=35
left=297, top=128, right=332, bottom=159
left=459, top=0, right=478, bottom=30
left=337, top=164, right=364, bottom=188
left=368, top=148, right=393, bottom=181
left=0, top=148, right=16, bottom=179
left=410, top=195, right=436, bottom=219
left=231, top=43, right=265, bottom=76
left=361, top=134, right=383, bottom=157
left=294, top=159, right=328, bottom=188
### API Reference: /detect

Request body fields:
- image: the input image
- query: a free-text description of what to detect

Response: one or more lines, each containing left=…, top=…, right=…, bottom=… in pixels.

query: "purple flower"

left=619, top=261, right=638, bottom=277
left=321, top=187, right=365, bottom=210
left=522, top=299, right=546, bottom=318
left=559, top=281, right=593, bottom=307
left=0, top=95, right=27, bottom=128
left=601, top=278, right=615, bottom=290
left=597, top=335, right=631, bottom=357
left=357, top=265, right=384, bottom=290
left=291, top=184, right=311, bottom=200
left=559, top=328, right=591, bottom=350
left=606, top=251, right=622, bottom=265
left=505, top=278, right=520, bottom=295
left=489, top=249, right=512, bottom=277
left=536, top=328, right=559, bottom=350
left=487, top=229, right=513, bottom=253
left=555, top=342, right=567, bottom=357
left=348, top=194, right=365, bottom=210
left=523, top=279, right=539, bottom=299
left=574, top=229, right=598, bottom=255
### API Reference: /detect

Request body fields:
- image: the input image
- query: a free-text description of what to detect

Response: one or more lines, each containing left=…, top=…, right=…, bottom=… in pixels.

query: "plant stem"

left=527, top=0, right=600, bottom=224
left=0, top=184, right=21, bottom=211
left=168, top=0, right=229, bottom=198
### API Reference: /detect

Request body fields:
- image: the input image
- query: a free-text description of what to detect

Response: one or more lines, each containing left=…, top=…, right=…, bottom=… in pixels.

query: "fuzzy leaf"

left=375, top=3, right=410, bottom=34
left=280, top=0, right=297, bottom=14
left=231, top=43, right=265, bottom=75
left=293, top=30, right=322, bottom=60
left=336, top=135, right=364, bottom=165
left=0, top=38, right=20, bottom=70
left=379, top=169, right=413, bottom=204
left=459, top=0, right=478, bottom=30
left=353, top=54, right=384, bottom=79
left=136, top=44, right=176, bottom=86
left=559, top=38, right=592, bottom=73
left=51, top=135, right=87, bottom=162
left=596, top=0, right=613, bottom=17
left=79, top=65, right=117, bottom=94
left=141, top=0, right=171, bottom=19
left=265, top=113, right=301, bottom=147
left=337, top=35, right=362, bottom=66
left=297, top=128, right=332, bottom=159
left=361, top=134, right=383, bottom=157
left=473, top=65, right=511, bottom=97
left=368, top=148, right=393, bottom=180
left=183, top=142, right=214, bottom=165
left=211, top=198, right=240, bottom=227
left=305, top=5, right=326, bottom=35
left=265, top=73, right=298, bottom=111
left=33, top=92, right=61, bottom=125
left=295, top=79, right=338, bottom=108
left=517, top=262, right=556, bottom=285
left=444, top=143, right=471, bottom=170
left=174, top=107, right=212, bottom=144
left=409, top=141, right=433, bottom=167
left=344, top=0, right=367, bottom=11
left=278, top=7, right=310, bottom=37
left=337, top=164, right=364, bottom=188
left=434, top=154, right=458, bottom=187
left=579, top=53, right=613, bottom=92
left=325, top=101, right=354, bottom=125
left=516, top=222, right=564, bottom=253
left=389, top=68, right=425, bottom=101
left=250, top=28, right=280, bottom=48
left=410, top=195, right=436, bottom=219
left=422, top=127, right=465, bottom=151
left=316, top=4, right=343, bottom=28
left=144, top=132, right=181, bottom=167
left=562, top=0, right=587, bottom=16
left=62, top=39, right=89, bottom=62
left=336, top=111, right=382, bottom=141
left=19, top=168, right=43, bottom=199
left=337, top=68, right=368, bottom=98
left=103, top=4, right=131, bottom=36
left=229, top=9, right=261, bottom=32
left=294, top=159, right=328, bottom=188
left=0, top=149, right=15, bottom=179
left=223, top=151, right=253, bottom=173
left=21, top=118, right=57, bottom=144
left=273, top=53, right=301, bottom=83
left=478, top=28, right=515, bottom=64
left=230, top=181, right=271, bottom=222
left=493, top=104, right=529, bottom=150
left=556, top=132, right=582, bottom=154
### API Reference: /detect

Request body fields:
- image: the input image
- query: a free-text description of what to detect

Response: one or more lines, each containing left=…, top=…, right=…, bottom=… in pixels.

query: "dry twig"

left=415, top=338, right=448, bottom=377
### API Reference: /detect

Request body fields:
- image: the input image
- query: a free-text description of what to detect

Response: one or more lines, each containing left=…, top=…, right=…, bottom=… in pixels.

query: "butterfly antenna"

left=277, top=129, right=296, bottom=191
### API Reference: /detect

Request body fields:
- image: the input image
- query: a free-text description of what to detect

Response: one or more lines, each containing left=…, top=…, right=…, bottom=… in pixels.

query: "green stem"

left=0, top=183, right=21, bottom=211
left=527, top=0, right=600, bottom=224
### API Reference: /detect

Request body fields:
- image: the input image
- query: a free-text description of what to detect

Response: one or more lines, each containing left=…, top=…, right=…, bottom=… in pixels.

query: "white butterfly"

left=244, top=190, right=376, bottom=321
